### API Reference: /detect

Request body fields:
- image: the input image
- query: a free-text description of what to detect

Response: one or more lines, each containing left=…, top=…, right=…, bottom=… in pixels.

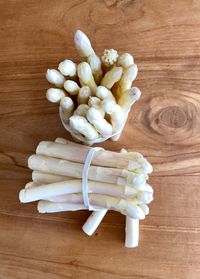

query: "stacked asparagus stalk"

left=46, top=30, right=141, bottom=145
left=19, top=139, right=153, bottom=247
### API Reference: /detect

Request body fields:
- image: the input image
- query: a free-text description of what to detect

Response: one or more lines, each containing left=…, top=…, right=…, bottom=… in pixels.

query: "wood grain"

left=0, top=0, right=200, bottom=278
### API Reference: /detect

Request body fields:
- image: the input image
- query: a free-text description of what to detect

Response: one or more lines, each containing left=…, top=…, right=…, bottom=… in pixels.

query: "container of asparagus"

left=19, top=138, right=153, bottom=248
left=46, top=30, right=141, bottom=145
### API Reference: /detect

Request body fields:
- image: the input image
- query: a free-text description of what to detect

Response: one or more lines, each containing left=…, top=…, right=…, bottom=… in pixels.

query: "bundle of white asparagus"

left=46, top=30, right=141, bottom=145
left=19, top=138, right=153, bottom=248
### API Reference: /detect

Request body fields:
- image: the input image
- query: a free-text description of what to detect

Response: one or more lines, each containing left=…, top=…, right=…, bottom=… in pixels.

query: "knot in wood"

left=158, top=106, right=187, bottom=128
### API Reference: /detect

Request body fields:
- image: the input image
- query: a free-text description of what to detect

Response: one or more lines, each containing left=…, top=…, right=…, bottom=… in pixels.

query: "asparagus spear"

left=19, top=179, right=142, bottom=204
left=35, top=193, right=146, bottom=219
left=46, top=88, right=66, bottom=103
left=28, top=154, right=148, bottom=186
left=36, top=140, right=153, bottom=173
left=46, top=69, right=65, bottom=88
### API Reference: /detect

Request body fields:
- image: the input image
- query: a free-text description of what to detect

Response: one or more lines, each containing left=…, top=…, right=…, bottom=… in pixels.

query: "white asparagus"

left=60, top=96, right=74, bottom=116
left=74, top=30, right=95, bottom=59
left=32, top=171, right=152, bottom=205
left=121, top=148, right=139, bottom=248
left=64, top=80, right=80, bottom=95
left=96, top=86, right=116, bottom=102
left=73, top=104, right=89, bottom=117
left=32, top=169, right=152, bottom=193
left=86, top=107, right=113, bottom=137
left=117, top=53, right=134, bottom=69
left=115, top=64, right=138, bottom=100
left=58, top=59, right=77, bottom=77
left=32, top=171, right=71, bottom=184
left=38, top=200, right=87, bottom=213
left=87, top=54, right=103, bottom=84
left=36, top=140, right=153, bottom=173
left=88, top=97, right=105, bottom=117
left=118, top=87, right=141, bottom=113
left=101, top=49, right=118, bottom=67
left=46, top=69, right=65, bottom=88
left=112, top=87, right=141, bottom=141
left=77, top=86, right=92, bottom=104
left=102, top=99, right=125, bottom=135
left=46, top=88, right=66, bottom=103
left=125, top=218, right=139, bottom=248
left=36, top=193, right=145, bottom=219
left=19, top=180, right=139, bottom=204
left=100, top=67, right=123, bottom=89
left=69, top=115, right=99, bottom=140
left=77, top=62, right=97, bottom=93
left=82, top=210, right=107, bottom=236
left=28, top=154, right=141, bottom=185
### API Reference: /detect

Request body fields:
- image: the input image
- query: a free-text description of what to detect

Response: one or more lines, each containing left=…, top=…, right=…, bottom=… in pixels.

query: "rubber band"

left=82, top=147, right=104, bottom=210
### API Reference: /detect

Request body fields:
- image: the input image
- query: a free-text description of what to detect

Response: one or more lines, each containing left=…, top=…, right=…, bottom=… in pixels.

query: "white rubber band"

left=82, top=147, right=104, bottom=210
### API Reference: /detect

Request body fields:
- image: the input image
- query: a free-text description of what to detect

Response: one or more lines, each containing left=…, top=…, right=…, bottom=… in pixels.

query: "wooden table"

left=0, top=1, right=200, bottom=278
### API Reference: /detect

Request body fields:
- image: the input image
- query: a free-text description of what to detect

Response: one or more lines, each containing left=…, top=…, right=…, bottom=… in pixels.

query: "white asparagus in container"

left=44, top=30, right=141, bottom=144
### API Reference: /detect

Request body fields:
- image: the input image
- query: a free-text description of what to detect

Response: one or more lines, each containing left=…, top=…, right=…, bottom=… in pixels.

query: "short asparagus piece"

left=46, top=88, right=66, bottom=103
left=46, top=69, right=65, bottom=88
left=64, top=80, right=80, bottom=96
left=60, top=97, right=75, bottom=118
left=117, top=53, right=134, bottom=69
left=82, top=210, right=107, bottom=236
left=125, top=218, right=139, bottom=248
left=77, top=62, right=97, bottom=93
left=100, top=66, right=123, bottom=89
left=118, top=87, right=141, bottom=113
left=87, top=54, right=103, bottom=84
left=115, top=64, right=138, bottom=100
left=102, top=99, right=125, bottom=135
left=69, top=115, right=99, bottom=140
left=58, top=59, right=77, bottom=78
left=86, top=107, right=113, bottom=137
left=77, top=86, right=92, bottom=104
left=88, top=97, right=105, bottom=117
left=96, top=86, right=116, bottom=102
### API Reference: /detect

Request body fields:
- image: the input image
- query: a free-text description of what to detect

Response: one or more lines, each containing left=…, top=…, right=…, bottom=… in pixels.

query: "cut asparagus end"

left=125, top=218, right=139, bottom=248
left=82, top=210, right=107, bottom=236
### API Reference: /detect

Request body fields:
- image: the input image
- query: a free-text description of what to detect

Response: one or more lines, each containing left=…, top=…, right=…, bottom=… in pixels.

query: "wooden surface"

left=0, top=0, right=200, bottom=278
